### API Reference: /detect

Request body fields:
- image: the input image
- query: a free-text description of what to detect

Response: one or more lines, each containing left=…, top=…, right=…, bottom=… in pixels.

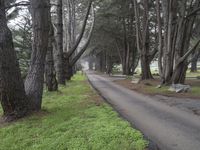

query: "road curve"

left=86, top=72, right=200, bottom=150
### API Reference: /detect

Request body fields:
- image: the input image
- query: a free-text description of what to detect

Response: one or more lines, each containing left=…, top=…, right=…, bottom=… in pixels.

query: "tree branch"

left=186, top=7, right=200, bottom=18
left=70, top=4, right=95, bottom=66
left=187, top=49, right=200, bottom=65
left=67, top=0, right=93, bottom=58
left=176, top=39, right=200, bottom=68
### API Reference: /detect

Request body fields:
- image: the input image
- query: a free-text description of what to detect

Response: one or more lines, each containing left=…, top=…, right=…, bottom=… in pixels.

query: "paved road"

left=86, top=72, right=200, bottom=150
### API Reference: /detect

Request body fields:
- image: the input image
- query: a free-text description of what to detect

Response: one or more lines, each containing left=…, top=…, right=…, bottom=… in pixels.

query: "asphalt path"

left=86, top=72, right=200, bottom=150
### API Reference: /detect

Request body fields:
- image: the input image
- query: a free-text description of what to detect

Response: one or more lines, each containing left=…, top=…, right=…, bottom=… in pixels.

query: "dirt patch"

left=185, top=79, right=200, bottom=86
left=90, top=94, right=104, bottom=106
left=114, top=79, right=200, bottom=99
left=0, top=110, right=50, bottom=128
left=0, top=117, right=6, bottom=127
left=86, top=89, right=104, bottom=106
left=32, top=109, right=50, bottom=117
left=114, top=79, right=158, bottom=93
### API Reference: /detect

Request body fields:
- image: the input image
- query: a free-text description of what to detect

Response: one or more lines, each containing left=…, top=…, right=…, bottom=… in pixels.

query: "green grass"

left=144, top=85, right=200, bottom=97
left=0, top=74, right=148, bottom=150
left=186, top=71, right=200, bottom=78
left=144, top=86, right=173, bottom=95
left=134, top=68, right=200, bottom=78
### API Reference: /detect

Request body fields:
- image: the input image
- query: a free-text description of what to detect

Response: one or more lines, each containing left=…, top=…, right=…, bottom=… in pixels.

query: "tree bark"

left=100, top=51, right=106, bottom=72
left=67, top=0, right=93, bottom=57
left=156, top=0, right=164, bottom=82
left=63, top=0, right=93, bottom=80
left=25, top=0, right=50, bottom=111
left=0, top=0, right=28, bottom=120
left=64, top=53, right=73, bottom=80
left=88, top=55, right=94, bottom=70
left=156, top=0, right=200, bottom=84
left=171, top=1, right=200, bottom=84
left=68, top=4, right=95, bottom=78
left=66, top=0, right=76, bottom=52
left=106, top=52, right=113, bottom=74
left=191, top=50, right=200, bottom=72
left=133, top=0, right=153, bottom=80
left=45, top=23, right=58, bottom=91
left=95, top=54, right=100, bottom=71
left=54, top=0, right=65, bottom=85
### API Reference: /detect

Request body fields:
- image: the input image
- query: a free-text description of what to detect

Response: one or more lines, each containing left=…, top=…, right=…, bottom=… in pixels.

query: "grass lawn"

left=0, top=74, right=148, bottom=150
left=186, top=71, right=200, bottom=78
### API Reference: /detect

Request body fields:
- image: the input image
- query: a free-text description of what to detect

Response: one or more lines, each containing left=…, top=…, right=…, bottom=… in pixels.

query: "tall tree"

left=25, top=0, right=50, bottom=111
left=54, top=0, right=66, bottom=85
left=156, top=0, right=200, bottom=84
left=0, top=0, right=28, bottom=120
left=133, top=0, right=155, bottom=80
left=64, top=0, right=94, bottom=80
left=45, top=23, right=58, bottom=92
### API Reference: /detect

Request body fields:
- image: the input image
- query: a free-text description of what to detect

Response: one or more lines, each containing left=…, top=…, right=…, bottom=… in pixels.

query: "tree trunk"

left=159, top=0, right=200, bottom=84
left=64, top=53, right=73, bottom=80
left=191, top=51, right=200, bottom=72
left=122, top=17, right=128, bottom=75
left=69, top=4, right=95, bottom=75
left=106, top=53, right=113, bottom=74
left=156, top=0, right=164, bottom=82
left=88, top=56, right=93, bottom=70
left=191, top=59, right=198, bottom=72
left=172, top=62, right=188, bottom=84
left=25, top=0, right=50, bottom=111
left=54, top=0, right=65, bottom=85
left=95, top=55, right=100, bottom=71
left=100, top=51, right=106, bottom=72
left=133, top=0, right=153, bottom=80
left=66, top=0, right=76, bottom=52
left=140, top=53, right=153, bottom=80
left=0, top=0, right=28, bottom=120
left=45, top=23, right=58, bottom=91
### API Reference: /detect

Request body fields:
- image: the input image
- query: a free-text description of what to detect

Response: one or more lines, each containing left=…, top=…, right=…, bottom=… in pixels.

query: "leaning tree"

left=156, top=0, right=200, bottom=84
left=25, top=0, right=50, bottom=111
left=0, top=0, right=29, bottom=120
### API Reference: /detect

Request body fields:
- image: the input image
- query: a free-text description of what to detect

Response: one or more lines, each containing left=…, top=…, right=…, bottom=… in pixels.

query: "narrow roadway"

left=86, top=72, right=200, bottom=150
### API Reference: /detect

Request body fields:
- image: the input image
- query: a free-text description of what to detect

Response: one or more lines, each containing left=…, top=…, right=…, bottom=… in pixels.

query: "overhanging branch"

left=67, top=0, right=93, bottom=58
left=175, top=39, right=200, bottom=69
left=70, top=4, right=95, bottom=66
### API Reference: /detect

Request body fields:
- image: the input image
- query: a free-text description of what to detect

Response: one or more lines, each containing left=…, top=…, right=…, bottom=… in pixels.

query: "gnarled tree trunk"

left=25, top=0, right=50, bottom=111
left=133, top=0, right=153, bottom=80
left=156, top=0, right=200, bottom=84
left=64, top=0, right=93, bottom=80
left=0, top=0, right=28, bottom=120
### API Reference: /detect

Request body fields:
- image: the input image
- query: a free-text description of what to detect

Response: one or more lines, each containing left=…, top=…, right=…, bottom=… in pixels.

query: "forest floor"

left=0, top=74, right=148, bottom=150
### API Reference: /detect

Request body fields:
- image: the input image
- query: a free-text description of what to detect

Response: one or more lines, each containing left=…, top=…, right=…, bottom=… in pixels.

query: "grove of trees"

left=86, top=0, right=200, bottom=84
left=0, top=0, right=200, bottom=121
left=0, top=0, right=95, bottom=121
